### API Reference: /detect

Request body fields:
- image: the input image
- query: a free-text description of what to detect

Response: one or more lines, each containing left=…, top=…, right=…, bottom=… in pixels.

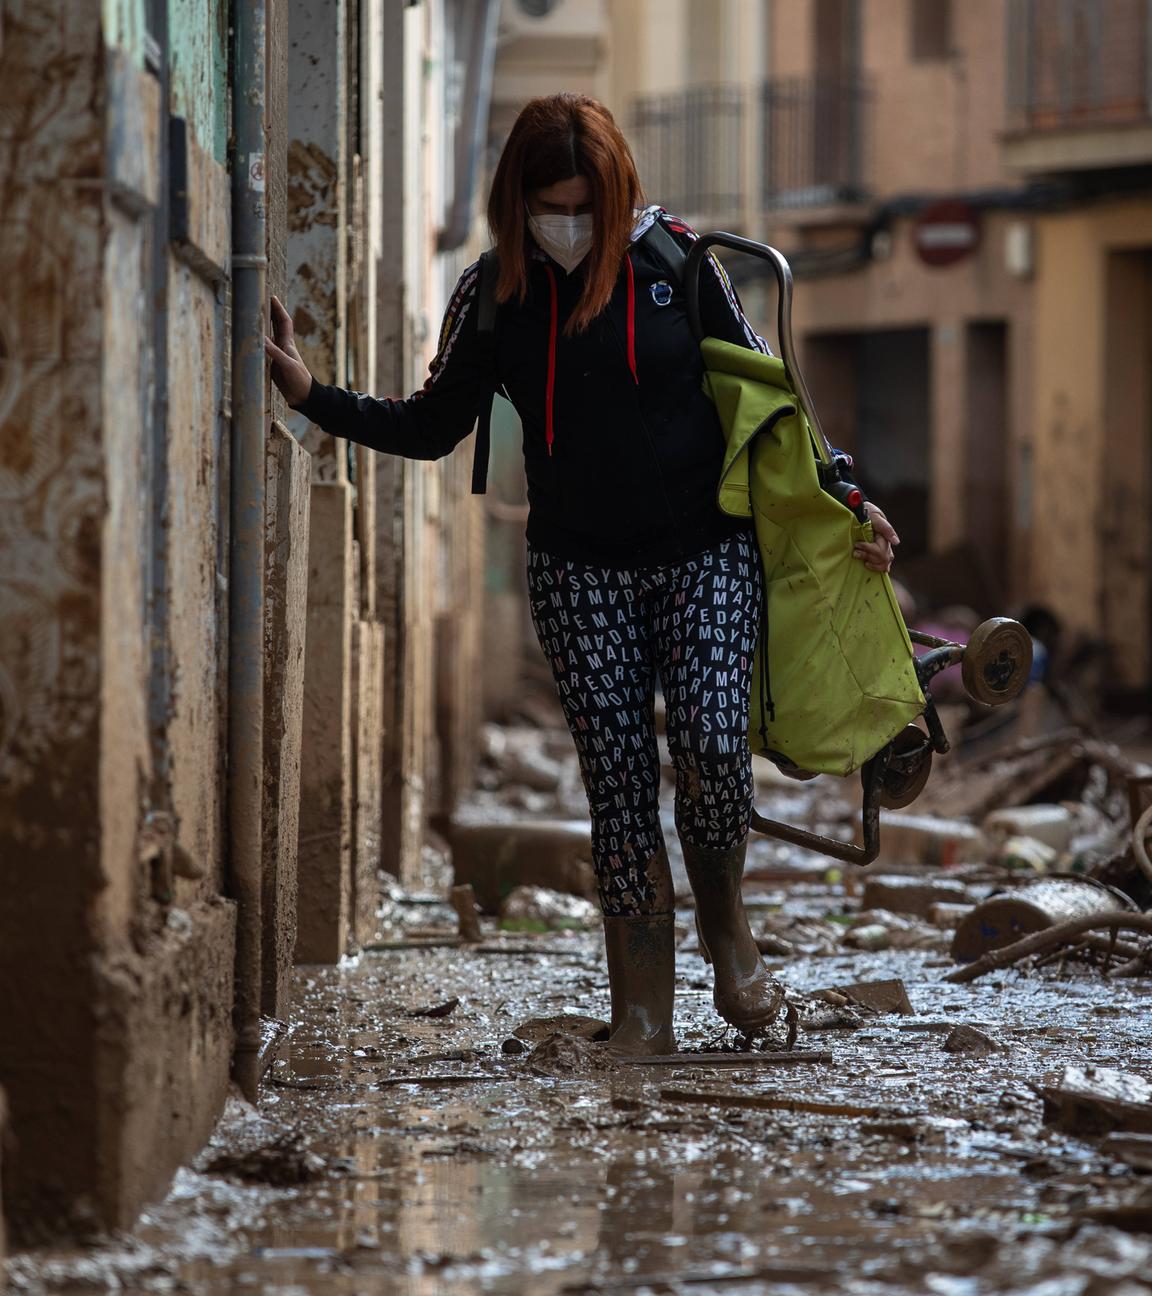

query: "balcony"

left=760, top=74, right=872, bottom=210
left=630, top=86, right=746, bottom=223
left=1004, top=0, right=1152, bottom=172
left=628, top=75, right=872, bottom=225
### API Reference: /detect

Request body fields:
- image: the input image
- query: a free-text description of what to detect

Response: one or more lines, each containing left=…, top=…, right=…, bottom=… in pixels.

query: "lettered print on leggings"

left=527, top=533, right=760, bottom=916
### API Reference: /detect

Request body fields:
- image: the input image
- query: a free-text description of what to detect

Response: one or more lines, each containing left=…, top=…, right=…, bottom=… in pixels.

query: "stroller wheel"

left=877, top=725, right=933, bottom=809
left=961, top=618, right=1033, bottom=706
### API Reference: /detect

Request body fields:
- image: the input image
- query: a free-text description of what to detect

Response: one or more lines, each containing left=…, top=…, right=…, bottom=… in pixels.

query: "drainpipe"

left=229, top=0, right=268, bottom=1104
left=437, top=0, right=501, bottom=252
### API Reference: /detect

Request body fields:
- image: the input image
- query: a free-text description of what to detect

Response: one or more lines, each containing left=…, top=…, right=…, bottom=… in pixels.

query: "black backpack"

left=470, top=220, right=688, bottom=494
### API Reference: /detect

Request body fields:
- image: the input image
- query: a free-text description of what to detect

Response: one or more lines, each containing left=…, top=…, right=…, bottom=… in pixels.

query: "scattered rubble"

left=527, top=1031, right=620, bottom=1076
left=1101, top=1133, right=1152, bottom=1173
left=500, top=885, right=600, bottom=932
left=942, top=1024, right=1007, bottom=1056
left=202, top=1132, right=325, bottom=1187
left=841, top=909, right=948, bottom=953
left=446, top=819, right=597, bottom=911
left=1041, top=1065, right=1152, bottom=1136
left=859, top=874, right=973, bottom=918
left=512, top=1014, right=610, bottom=1044
left=449, top=883, right=482, bottom=942
left=407, top=996, right=460, bottom=1018
left=951, top=875, right=1132, bottom=961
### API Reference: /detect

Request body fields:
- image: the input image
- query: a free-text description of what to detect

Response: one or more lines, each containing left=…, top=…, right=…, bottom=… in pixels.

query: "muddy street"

left=9, top=714, right=1152, bottom=1296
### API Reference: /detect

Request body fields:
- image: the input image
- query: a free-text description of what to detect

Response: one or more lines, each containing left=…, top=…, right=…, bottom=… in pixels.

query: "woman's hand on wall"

left=853, top=502, right=900, bottom=573
left=264, top=296, right=314, bottom=408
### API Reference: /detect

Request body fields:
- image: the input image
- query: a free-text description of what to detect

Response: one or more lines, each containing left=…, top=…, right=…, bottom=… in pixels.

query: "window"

left=910, top=0, right=951, bottom=61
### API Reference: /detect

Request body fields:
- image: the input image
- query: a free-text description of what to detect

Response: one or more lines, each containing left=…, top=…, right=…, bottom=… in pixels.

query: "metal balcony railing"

left=630, top=86, right=746, bottom=219
left=760, top=74, right=872, bottom=209
left=1006, top=0, right=1152, bottom=131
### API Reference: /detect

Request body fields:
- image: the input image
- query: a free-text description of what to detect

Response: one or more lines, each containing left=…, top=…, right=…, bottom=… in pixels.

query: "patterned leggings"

left=527, top=531, right=761, bottom=917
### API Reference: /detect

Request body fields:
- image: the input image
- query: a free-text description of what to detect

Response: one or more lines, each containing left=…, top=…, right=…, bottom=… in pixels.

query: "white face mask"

left=528, top=212, right=594, bottom=273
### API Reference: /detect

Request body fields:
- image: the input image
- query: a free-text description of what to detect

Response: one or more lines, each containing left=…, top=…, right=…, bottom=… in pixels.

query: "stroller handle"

left=685, top=232, right=834, bottom=462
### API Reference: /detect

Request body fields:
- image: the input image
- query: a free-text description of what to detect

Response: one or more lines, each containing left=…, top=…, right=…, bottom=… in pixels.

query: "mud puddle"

left=8, top=722, right=1152, bottom=1296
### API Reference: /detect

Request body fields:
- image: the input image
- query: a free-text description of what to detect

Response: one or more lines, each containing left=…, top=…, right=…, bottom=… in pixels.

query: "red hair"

left=487, top=93, right=644, bottom=335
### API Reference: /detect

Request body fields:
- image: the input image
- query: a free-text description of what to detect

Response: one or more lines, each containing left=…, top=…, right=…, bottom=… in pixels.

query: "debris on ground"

left=527, top=1030, right=620, bottom=1075
left=500, top=884, right=600, bottom=932
left=951, top=875, right=1133, bottom=961
left=479, top=723, right=565, bottom=793
left=1101, top=1132, right=1152, bottom=1172
left=841, top=909, right=948, bottom=953
left=12, top=713, right=1152, bottom=1296
left=449, top=883, right=483, bottom=942
left=983, top=802, right=1075, bottom=853
left=833, top=978, right=914, bottom=1015
left=446, top=819, right=597, bottom=911
left=872, top=813, right=987, bottom=868
left=1079, top=1184, right=1152, bottom=1233
left=1041, top=1065, right=1152, bottom=1136
left=512, top=1013, right=610, bottom=1044
left=947, top=910, right=1152, bottom=982
left=942, top=1024, right=1007, bottom=1056
left=202, top=1132, right=325, bottom=1186
left=859, top=874, right=974, bottom=918
left=407, top=996, right=460, bottom=1018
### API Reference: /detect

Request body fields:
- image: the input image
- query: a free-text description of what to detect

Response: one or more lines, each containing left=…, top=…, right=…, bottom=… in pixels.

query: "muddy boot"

left=682, top=840, right=784, bottom=1032
left=600, top=847, right=676, bottom=1056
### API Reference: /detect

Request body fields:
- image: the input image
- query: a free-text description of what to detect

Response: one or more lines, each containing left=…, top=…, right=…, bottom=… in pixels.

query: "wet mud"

left=8, top=747, right=1152, bottom=1295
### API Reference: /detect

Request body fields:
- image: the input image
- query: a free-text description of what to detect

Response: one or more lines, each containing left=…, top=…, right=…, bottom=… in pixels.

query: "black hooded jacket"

left=296, top=208, right=772, bottom=567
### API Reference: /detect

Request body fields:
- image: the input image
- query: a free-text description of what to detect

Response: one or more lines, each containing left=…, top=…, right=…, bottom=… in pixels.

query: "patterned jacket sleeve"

left=293, top=261, right=490, bottom=460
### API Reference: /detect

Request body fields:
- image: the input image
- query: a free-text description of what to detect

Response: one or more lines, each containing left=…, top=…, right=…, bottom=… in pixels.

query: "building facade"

left=0, top=0, right=487, bottom=1241
left=587, top=0, right=1151, bottom=697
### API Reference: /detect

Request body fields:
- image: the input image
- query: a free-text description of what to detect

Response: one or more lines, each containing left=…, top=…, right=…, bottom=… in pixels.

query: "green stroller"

left=684, top=232, right=1033, bottom=866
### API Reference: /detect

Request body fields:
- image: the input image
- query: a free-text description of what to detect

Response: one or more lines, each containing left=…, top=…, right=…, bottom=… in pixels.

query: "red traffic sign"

left=913, top=200, right=981, bottom=268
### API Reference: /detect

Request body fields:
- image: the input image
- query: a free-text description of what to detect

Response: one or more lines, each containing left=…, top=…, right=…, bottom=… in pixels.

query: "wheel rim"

left=961, top=618, right=1033, bottom=706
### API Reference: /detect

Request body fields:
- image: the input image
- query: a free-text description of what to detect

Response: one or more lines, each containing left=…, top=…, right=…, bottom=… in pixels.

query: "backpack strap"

left=638, top=217, right=688, bottom=287
left=471, top=248, right=501, bottom=495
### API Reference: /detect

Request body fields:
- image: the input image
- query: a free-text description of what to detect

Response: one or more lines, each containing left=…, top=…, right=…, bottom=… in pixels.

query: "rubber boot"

left=600, top=847, right=676, bottom=1056
left=682, top=840, right=784, bottom=1032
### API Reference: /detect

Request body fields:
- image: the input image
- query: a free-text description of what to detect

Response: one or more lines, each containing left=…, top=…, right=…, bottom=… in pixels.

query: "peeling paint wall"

left=0, top=0, right=240, bottom=1240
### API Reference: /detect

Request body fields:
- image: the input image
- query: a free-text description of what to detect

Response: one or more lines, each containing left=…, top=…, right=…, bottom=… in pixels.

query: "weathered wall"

left=351, top=620, right=386, bottom=946
left=263, top=424, right=311, bottom=1014
left=296, top=483, right=354, bottom=962
left=0, top=0, right=242, bottom=1239
left=0, top=1, right=122, bottom=1235
left=1031, top=201, right=1152, bottom=682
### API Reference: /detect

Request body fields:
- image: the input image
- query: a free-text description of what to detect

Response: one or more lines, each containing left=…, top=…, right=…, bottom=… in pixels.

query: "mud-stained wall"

left=0, top=0, right=113, bottom=1236
left=263, top=425, right=311, bottom=1015
left=0, top=0, right=242, bottom=1239
left=167, top=256, right=227, bottom=893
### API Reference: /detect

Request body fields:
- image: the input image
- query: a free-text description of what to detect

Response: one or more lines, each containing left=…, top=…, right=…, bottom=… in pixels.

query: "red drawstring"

left=544, top=264, right=558, bottom=456
left=624, top=252, right=638, bottom=384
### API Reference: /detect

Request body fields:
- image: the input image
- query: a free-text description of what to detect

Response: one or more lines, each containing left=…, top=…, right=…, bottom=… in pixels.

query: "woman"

left=266, top=93, right=897, bottom=1055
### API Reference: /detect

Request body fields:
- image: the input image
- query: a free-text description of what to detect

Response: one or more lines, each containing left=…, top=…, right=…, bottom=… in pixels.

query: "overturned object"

left=950, top=875, right=1131, bottom=963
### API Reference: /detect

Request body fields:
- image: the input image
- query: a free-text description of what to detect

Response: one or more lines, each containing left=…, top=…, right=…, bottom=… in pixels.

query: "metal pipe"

left=438, top=0, right=501, bottom=252
left=228, top=0, right=268, bottom=1104
left=145, top=0, right=174, bottom=904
